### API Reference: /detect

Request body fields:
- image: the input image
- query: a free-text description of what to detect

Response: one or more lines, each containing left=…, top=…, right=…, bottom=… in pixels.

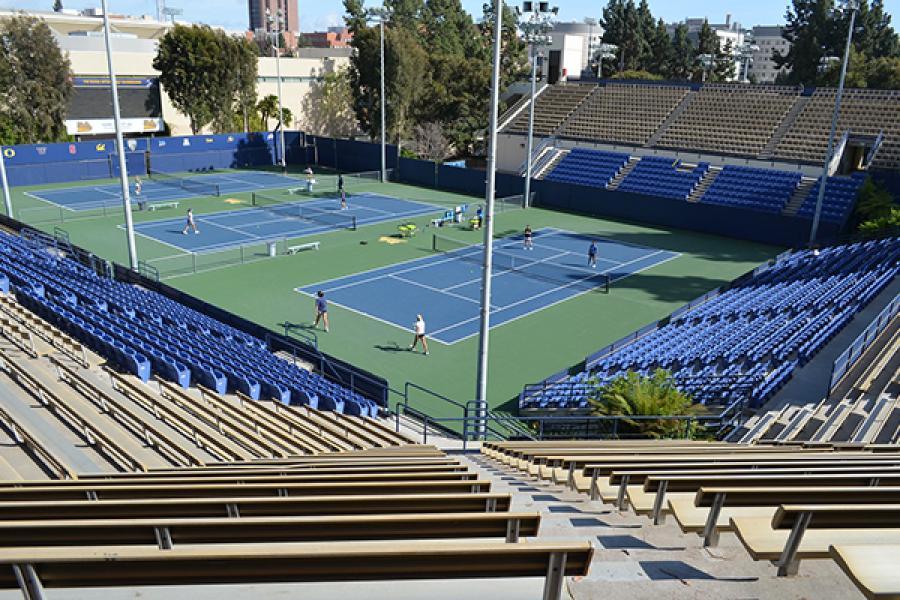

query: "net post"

left=432, top=234, right=438, bottom=252
left=604, top=274, right=610, bottom=294
left=214, top=184, right=221, bottom=197
left=251, top=192, right=257, bottom=206
left=350, top=216, right=357, bottom=231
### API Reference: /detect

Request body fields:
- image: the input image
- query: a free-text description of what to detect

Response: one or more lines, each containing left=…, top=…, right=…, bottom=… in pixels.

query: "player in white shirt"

left=408, top=314, right=429, bottom=355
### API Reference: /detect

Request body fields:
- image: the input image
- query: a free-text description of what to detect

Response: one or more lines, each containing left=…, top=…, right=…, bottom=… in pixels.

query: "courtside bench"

left=287, top=241, right=320, bottom=254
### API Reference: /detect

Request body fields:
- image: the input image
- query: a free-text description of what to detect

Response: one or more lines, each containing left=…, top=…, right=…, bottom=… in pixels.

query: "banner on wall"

left=64, top=118, right=164, bottom=135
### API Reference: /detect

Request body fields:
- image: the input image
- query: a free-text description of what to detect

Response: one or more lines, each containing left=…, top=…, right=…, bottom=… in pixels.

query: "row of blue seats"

left=0, top=231, right=379, bottom=416
left=521, top=238, right=900, bottom=412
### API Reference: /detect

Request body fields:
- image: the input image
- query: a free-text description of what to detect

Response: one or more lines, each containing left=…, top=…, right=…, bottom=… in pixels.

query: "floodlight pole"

left=268, top=9, right=288, bottom=174
left=810, top=0, right=858, bottom=244
left=380, top=16, right=386, bottom=183
left=474, top=0, right=504, bottom=438
left=522, top=46, right=538, bottom=209
left=368, top=7, right=390, bottom=183
left=102, top=0, right=138, bottom=271
left=0, top=148, right=11, bottom=219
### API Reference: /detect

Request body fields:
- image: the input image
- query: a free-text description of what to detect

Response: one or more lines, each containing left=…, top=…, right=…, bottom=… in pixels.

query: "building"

left=0, top=7, right=349, bottom=137
left=748, top=26, right=791, bottom=83
left=248, top=0, right=299, bottom=34
left=304, top=27, right=353, bottom=48
left=544, top=21, right=606, bottom=82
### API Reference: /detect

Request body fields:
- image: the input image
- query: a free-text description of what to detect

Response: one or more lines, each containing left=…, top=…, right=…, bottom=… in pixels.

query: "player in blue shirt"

left=313, top=290, right=329, bottom=332
left=588, top=241, right=598, bottom=268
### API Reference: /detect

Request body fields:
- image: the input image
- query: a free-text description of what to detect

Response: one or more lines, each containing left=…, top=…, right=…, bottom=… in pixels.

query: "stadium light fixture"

left=266, top=8, right=288, bottom=174
left=474, top=0, right=505, bottom=439
left=102, top=0, right=139, bottom=271
left=810, top=0, right=860, bottom=244
left=367, top=6, right=393, bottom=184
left=519, top=3, right=556, bottom=211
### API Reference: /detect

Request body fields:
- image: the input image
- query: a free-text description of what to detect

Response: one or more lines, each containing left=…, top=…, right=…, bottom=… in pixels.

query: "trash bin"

left=267, top=241, right=277, bottom=257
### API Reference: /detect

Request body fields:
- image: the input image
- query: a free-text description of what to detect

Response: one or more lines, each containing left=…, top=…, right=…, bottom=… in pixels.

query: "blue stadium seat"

left=0, top=230, right=374, bottom=415
left=520, top=238, right=900, bottom=412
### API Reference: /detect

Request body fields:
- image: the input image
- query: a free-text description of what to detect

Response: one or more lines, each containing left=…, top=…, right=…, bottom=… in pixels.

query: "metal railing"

left=829, top=292, right=899, bottom=392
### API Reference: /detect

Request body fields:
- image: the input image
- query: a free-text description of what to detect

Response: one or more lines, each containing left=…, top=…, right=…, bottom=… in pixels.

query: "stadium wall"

left=0, top=131, right=299, bottom=188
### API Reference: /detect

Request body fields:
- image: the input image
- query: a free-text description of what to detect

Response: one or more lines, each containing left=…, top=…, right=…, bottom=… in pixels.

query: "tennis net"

left=148, top=170, right=221, bottom=197
left=252, top=192, right=357, bottom=230
left=432, top=233, right=610, bottom=293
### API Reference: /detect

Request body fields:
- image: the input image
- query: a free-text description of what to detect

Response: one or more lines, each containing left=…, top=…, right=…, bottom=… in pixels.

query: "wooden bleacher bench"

left=0, top=512, right=541, bottom=547
left=0, top=539, right=592, bottom=600
left=146, top=200, right=179, bottom=211
left=633, top=471, right=900, bottom=525
left=0, top=478, right=493, bottom=502
left=106, top=370, right=247, bottom=463
left=0, top=492, right=514, bottom=521
left=731, top=503, right=900, bottom=576
left=0, top=350, right=147, bottom=473
left=829, top=544, right=900, bottom=600
left=52, top=359, right=204, bottom=468
left=0, top=403, right=75, bottom=481
left=672, top=486, right=900, bottom=548
left=286, top=241, right=320, bottom=254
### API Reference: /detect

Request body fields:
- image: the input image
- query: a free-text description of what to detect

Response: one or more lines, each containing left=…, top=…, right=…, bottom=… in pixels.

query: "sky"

left=9, top=0, right=900, bottom=34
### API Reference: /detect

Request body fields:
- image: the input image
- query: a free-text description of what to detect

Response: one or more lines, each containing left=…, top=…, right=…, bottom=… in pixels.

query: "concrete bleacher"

left=775, top=88, right=900, bottom=169
left=520, top=238, right=900, bottom=414
left=560, top=83, right=690, bottom=146
left=653, top=84, right=801, bottom=157
left=504, top=84, right=594, bottom=138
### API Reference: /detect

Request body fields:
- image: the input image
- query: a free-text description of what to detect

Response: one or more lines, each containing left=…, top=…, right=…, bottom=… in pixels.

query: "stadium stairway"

left=606, top=156, right=641, bottom=191
left=644, top=90, right=697, bottom=148
left=759, top=96, right=812, bottom=160
left=782, top=177, right=818, bottom=215
left=686, top=166, right=721, bottom=202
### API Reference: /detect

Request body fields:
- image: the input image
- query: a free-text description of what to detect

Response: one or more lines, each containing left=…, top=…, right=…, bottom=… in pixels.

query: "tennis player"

left=313, top=291, right=330, bottom=333
left=182, top=209, right=199, bottom=235
left=337, top=174, right=344, bottom=193
left=340, top=189, right=348, bottom=210
left=134, top=176, right=142, bottom=197
left=523, top=225, right=534, bottom=250
left=305, top=167, right=315, bottom=193
left=409, top=314, right=429, bottom=355
left=588, top=240, right=598, bottom=268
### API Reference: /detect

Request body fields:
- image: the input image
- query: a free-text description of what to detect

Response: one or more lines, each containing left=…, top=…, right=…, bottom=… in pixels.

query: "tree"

left=385, top=27, right=428, bottom=153
left=231, top=37, right=258, bottom=133
left=413, top=122, right=452, bottom=161
left=154, top=25, right=255, bottom=134
left=647, top=18, right=673, bottom=78
left=669, top=24, right=695, bottom=81
left=776, top=0, right=840, bottom=85
left=610, top=69, right=662, bottom=80
left=601, top=0, right=627, bottom=72
left=693, top=19, right=719, bottom=82
left=712, top=40, right=736, bottom=82
left=52, top=0, right=63, bottom=11
left=301, top=69, right=357, bottom=137
left=589, top=369, right=698, bottom=439
left=0, top=15, right=72, bottom=145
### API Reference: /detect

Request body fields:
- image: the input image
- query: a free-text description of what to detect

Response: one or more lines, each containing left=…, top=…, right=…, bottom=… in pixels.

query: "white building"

left=748, top=26, right=791, bottom=83
left=0, top=7, right=350, bottom=137
left=545, top=21, right=605, bottom=81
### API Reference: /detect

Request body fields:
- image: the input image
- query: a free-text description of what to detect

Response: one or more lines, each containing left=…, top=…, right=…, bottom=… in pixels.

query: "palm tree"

left=589, top=369, right=698, bottom=439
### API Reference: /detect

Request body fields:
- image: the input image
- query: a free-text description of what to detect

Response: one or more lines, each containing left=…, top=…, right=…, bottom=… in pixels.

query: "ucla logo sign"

left=2, top=148, right=14, bottom=159
left=95, top=143, right=107, bottom=152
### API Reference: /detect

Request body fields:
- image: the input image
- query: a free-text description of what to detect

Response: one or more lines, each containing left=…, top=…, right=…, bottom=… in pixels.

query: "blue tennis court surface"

left=298, top=228, right=680, bottom=344
left=27, top=171, right=303, bottom=211
left=132, top=193, right=440, bottom=253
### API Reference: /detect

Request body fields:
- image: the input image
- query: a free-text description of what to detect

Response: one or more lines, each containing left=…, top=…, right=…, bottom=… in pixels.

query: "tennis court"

left=26, top=170, right=304, bottom=211
left=132, top=192, right=441, bottom=253
left=297, top=228, right=680, bottom=344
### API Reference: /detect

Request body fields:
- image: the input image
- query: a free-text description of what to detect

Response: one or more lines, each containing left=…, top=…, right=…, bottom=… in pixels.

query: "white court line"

left=304, top=226, right=562, bottom=294
left=430, top=251, right=683, bottom=344
left=440, top=249, right=573, bottom=293
left=389, top=274, right=490, bottom=308
left=23, top=190, right=81, bottom=213
left=92, top=186, right=120, bottom=198
left=428, top=249, right=676, bottom=339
